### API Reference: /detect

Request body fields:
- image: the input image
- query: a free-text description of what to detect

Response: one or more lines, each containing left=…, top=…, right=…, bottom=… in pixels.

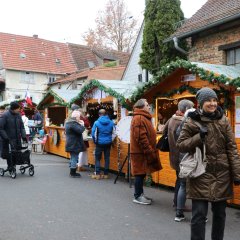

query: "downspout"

left=173, top=37, right=188, bottom=55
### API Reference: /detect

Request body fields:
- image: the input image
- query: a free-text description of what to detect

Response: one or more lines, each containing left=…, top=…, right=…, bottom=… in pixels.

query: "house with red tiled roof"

left=166, top=0, right=240, bottom=66
left=0, top=32, right=77, bottom=103
left=0, top=32, right=130, bottom=104
left=49, top=65, right=126, bottom=91
left=68, top=43, right=130, bottom=71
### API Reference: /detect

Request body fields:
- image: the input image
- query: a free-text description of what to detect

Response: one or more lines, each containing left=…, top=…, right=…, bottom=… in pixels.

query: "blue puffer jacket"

left=92, top=116, right=114, bottom=145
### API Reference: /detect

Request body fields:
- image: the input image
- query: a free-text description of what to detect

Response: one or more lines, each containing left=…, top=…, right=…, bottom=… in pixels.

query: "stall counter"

left=44, top=126, right=70, bottom=158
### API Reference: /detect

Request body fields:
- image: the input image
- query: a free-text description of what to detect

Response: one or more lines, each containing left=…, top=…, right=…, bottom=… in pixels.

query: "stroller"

left=0, top=143, right=34, bottom=179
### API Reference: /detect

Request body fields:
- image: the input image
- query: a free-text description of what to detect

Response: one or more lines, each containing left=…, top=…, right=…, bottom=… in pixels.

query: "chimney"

left=33, top=34, right=38, bottom=39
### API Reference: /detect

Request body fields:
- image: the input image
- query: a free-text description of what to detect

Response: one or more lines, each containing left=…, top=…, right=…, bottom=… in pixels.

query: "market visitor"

left=77, top=110, right=91, bottom=172
left=162, top=99, right=194, bottom=221
left=0, top=101, right=27, bottom=172
left=91, top=109, right=114, bottom=180
left=177, top=87, right=240, bottom=240
left=65, top=110, right=85, bottom=178
left=21, top=110, right=30, bottom=141
left=130, top=99, right=162, bottom=205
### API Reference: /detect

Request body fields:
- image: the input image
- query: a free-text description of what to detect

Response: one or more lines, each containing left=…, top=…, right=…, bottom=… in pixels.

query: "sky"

left=0, top=0, right=208, bottom=44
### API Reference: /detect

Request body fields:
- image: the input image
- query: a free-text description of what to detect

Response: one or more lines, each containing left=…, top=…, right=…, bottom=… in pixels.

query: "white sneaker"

left=133, top=194, right=152, bottom=205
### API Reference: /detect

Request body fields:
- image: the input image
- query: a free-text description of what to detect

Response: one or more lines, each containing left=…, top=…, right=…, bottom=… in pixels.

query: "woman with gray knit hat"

left=177, top=87, right=240, bottom=240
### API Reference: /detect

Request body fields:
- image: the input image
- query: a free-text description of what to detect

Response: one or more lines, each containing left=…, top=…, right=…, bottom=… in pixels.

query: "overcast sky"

left=0, top=0, right=207, bottom=44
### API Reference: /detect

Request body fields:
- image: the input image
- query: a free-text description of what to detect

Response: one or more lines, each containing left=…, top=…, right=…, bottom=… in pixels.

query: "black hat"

left=71, top=103, right=80, bottom=111
left=196, top=87, right=218, bottom=107
left=10, top=101, right=20, bottom=110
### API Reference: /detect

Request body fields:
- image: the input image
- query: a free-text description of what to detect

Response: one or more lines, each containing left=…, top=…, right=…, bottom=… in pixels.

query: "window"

left=20, top=71, right=35, bottom=84
left=226, top=48, right=240, bottom=66
left=138, top=74, right=142, bottom=82
left=48, top=74, right=56, bottom=83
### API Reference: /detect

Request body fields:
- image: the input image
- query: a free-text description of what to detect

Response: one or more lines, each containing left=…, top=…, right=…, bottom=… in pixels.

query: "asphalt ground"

left=0, top=153, right=239, bottom=240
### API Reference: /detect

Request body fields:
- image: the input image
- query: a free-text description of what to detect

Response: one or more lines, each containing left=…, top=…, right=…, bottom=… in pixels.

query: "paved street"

left=0, top=153, right=239, bottom=240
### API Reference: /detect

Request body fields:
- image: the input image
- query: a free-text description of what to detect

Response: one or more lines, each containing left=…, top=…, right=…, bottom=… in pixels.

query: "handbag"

left=179, top=143, right=206, bottom=178
left=156, top=131, right=170, bottom=152
left=179, top=120, right=207, bottom=178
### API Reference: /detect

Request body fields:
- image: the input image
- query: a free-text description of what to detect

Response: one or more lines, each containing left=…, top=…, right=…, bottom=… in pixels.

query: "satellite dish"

left=116, top=116, right=133, bottom=144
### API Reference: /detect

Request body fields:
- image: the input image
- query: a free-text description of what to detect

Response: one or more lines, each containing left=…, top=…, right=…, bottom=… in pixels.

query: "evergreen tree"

left=140, top=0, right=187, bottom=75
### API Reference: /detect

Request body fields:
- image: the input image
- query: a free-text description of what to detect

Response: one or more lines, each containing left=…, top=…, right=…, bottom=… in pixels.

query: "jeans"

left=69, top=152, right=79, bottom=169
left=173, top=170, right=181, bottom=207
left=176, top=179, right=186, bottom=215
left=134, top=174, right=146, bottom=199
left=95, top=144, right=111, bottom=175
left=191, top=200, right=227, bottom=240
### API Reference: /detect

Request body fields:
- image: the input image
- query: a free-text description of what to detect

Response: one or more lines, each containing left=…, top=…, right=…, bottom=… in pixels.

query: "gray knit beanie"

left=71, top=103, right=80, bottom=111
left=196, top=87, right=218, bottom=107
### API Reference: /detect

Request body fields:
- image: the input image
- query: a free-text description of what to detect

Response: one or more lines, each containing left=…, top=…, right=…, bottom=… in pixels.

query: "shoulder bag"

left=156, top=131, right=169, bottom=152
left=179, top=121, right=207, bottom=179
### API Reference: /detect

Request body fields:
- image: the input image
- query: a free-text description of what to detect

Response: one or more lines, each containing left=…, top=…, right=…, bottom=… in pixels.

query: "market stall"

left=0, top=98, right=37, bottom=119
left=130, top=60, right=240, bottom=205
left=37, top=89, right=80, bottom=158
left=70, top=79, right=138, bottom=174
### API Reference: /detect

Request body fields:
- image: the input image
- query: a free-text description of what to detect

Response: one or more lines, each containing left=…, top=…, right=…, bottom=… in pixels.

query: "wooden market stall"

left=70, top=79, right=137, bottom=175
left=132, top=60, right=240, bottom=206
left=0, top=98, right=37, bottom=119
left=37, top=89, right=80, bottom=158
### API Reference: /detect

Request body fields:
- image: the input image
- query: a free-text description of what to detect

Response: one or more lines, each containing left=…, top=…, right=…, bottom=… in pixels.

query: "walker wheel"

left=20, top=166, right=25, bottom=174
left=0, top=168, right=4, bottom=176
left=29, top=166, right=34, bottom=176
left=10, top=169, right=16, bottom=179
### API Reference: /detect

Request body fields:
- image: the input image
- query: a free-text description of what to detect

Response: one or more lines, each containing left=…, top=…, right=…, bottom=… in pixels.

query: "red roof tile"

left=171, top=0, right=240, bottom=39
left=52, top=65, right=125, bottom=84
left=0, top=32, right=77, bottom=74
left=68, top=43, right=130, bottom=70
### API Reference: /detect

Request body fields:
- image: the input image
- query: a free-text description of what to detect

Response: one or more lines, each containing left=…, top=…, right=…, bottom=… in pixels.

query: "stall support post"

left=114, top=144, right=132, bottom=188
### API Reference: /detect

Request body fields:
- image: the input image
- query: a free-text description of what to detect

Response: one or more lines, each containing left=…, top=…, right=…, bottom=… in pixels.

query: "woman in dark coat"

left=65, top=110, right=86, bottom=177
left=130, top=99, right=162, bottom=205
left=177, top=88, right=240, bottom=240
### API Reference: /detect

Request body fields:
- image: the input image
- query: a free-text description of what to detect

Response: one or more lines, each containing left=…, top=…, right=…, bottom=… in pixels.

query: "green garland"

left=70, top=79, right=131, bottom=110
left=130, top=59, right=239, bottom=108
left=38, top=89, right=69, bottom=110
left=153, top=85, right=231, bottom=110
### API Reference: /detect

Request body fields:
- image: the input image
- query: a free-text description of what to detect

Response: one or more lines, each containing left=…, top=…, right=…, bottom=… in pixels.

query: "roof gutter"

left=173, top=37, right=188, bottom=55
left=164, top=13, right=240, bottom=43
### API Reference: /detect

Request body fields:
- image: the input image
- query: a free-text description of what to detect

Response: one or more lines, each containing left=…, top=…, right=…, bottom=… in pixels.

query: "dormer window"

left=48, top=74, right=56, bottom=83
left=20, top=53, right=26, bottom=59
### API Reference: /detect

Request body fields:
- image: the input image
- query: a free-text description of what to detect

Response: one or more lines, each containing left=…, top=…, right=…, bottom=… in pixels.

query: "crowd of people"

left=1, top=87, right=240, bottom=240
left=128, top=88, right=240, bottom=240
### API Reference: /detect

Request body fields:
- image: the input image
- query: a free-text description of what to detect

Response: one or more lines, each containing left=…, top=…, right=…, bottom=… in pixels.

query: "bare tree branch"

left=82, top=0, right=139, bottom=52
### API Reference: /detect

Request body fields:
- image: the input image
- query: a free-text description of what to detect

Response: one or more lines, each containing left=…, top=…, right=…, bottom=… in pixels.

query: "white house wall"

left=5, top=70, right=49, bottom=104
left=122, top=22, right=152, bottom=84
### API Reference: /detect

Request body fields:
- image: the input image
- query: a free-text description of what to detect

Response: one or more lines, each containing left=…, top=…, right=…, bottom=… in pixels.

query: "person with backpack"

left=162, top=99, right=194, bottom=216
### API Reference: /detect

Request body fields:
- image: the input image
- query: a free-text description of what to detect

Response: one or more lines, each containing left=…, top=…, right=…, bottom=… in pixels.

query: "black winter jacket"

left=65, top=119, right=86, bottom=153
left=0, top=110, right=26, bottom=158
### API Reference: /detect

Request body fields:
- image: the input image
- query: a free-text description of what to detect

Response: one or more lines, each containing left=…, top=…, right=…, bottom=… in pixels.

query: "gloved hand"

left=200, top=126, right=208, bottom=140
left=234, top=180, right=240, bottom=186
